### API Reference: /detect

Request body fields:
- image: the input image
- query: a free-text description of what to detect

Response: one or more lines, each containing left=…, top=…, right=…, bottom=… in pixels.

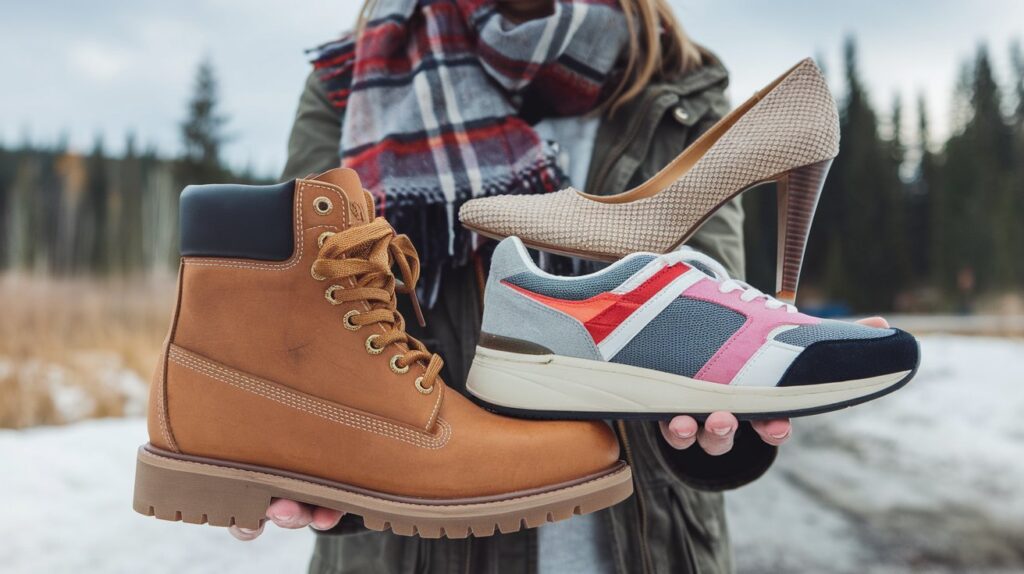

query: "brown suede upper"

left=147, top=168, right=621, bottom=499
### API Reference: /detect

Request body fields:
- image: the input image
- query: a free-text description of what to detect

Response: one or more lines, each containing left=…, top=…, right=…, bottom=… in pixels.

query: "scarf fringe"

left=387, top=148, right=567, bottom=306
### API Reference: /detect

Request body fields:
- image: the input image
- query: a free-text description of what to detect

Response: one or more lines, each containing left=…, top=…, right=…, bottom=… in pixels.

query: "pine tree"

left=119, top=132, right=145, bottom=272
left=1011, top=40, right=1024, bottom=129
left=79, top=136, right=110, bottom=273
left=0, top=142, right=10, bottom=270
left=940, top=45, right=1017, bottom=298
left=885, top=94, right=911, bottom=294
left=812, top=37, right=908, bottom=311
left=889, top=95, right=905, bottom=168
left=914, top=94, right=939, bottom=285
left=969, top=46, right=1015, bottom=287
left=178, top=58, right=229, bottom=185
left=1008, top=40, right=1024, bottom=286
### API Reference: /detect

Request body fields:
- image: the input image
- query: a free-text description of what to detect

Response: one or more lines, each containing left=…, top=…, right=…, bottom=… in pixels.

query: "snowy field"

left=728, top=335, right=1024, bottom=573
left=3, top=335, right=1023, bottom=573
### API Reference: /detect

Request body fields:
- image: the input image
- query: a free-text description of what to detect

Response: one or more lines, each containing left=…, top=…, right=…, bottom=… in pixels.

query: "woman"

left=232, top=1, right=884, bottom=571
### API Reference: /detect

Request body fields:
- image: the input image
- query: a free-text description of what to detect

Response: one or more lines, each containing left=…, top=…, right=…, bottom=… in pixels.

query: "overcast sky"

left=2, top=0, right=1022, bottom=177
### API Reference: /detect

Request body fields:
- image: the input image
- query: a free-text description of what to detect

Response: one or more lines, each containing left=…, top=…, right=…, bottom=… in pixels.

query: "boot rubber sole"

left=132, top=445, right=633, bottom=538
left=466, top=346, right=916, bottom=421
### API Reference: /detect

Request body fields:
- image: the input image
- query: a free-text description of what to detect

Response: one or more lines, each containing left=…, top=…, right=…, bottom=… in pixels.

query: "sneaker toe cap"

left=777, top=328, right=920, bottom=387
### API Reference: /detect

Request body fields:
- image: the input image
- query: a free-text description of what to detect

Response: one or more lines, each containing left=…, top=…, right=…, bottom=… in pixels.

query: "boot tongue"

left=310, top=167, right=375, bottom=228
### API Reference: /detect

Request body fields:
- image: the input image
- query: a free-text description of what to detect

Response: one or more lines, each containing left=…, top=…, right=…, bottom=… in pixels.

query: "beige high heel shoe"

left=459, top=58, right=839, bottom=303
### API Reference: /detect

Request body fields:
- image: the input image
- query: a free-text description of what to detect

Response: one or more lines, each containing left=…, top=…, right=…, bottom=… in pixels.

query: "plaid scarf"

left=311, top=0, right=626, bottom=295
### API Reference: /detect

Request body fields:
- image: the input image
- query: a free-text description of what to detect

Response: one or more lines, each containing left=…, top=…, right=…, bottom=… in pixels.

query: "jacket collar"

left=658, top=55, right=730, bottom=97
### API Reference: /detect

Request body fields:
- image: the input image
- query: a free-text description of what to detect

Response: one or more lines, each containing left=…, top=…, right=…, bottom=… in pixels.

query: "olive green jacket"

left=282, top=60, right=775, bottom=574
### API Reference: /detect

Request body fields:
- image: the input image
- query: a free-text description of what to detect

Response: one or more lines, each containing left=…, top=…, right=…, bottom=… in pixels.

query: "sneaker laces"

left=662, top=246, right=797, bottom=313
left=312, top=218, right=444, bottom=392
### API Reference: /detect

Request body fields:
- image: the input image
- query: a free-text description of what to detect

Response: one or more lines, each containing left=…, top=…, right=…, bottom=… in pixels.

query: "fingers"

left=751, top=418, right=792, bottom=446
left=229, top=523, right=265, bottom=541
left=696, top=411, right=737, bottom=456
left=660, top=416, right=699, bottom=450
left=266, top=498, right=314, bottom=529
left=230, top=499, right=344, bottom=541
left=856, top=316, right=889, bottom=328
left=310, top=506, right=345, bottom=531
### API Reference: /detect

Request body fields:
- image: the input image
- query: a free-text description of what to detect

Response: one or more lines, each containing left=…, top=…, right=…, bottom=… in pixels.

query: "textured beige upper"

left=459, top=59, right=840, bottom=258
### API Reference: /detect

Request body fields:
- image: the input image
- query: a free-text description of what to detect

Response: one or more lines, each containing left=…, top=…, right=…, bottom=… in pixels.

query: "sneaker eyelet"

left=343, top=309, right=361, bottom=330
left=365, top=334, right=384, bottom=355
left=414, top=376, right=433, bottom=395
left=325, top=284, right=343, bottom=304
left=389, top=354, right=409, bottom=374
left=317, top=231, right=335, bottom=248
left=314, top=196, right=333, bottom=215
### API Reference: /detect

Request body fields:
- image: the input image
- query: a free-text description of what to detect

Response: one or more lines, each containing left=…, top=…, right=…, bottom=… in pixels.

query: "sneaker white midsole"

left=466, top=346, right=911, bottom=414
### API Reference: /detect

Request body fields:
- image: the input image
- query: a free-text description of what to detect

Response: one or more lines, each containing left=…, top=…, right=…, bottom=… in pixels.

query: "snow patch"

left=728, top=336, right=1024, bottom=573
left=1, top=336, right=1021, bottom=572
left=0, top=419, right=314, bottom=574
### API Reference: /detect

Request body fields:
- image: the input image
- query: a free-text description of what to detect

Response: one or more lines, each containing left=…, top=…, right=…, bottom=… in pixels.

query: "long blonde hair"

left=356, top=0, right=708, bottom=114
left=610, top=0, right=709, bottom=113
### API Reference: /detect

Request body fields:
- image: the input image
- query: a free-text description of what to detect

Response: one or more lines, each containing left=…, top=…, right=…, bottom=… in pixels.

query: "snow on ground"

left=2, top=335, right=1023, bottom=573
left=728, top=335, right=1024, bottom=573
left=1, top=419, right=314, bottom=574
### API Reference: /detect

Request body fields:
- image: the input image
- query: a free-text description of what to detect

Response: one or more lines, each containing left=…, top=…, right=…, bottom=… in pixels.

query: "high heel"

left=460, top=58, right=839, bottom=299
left=776, top=159, right=831, bottom=303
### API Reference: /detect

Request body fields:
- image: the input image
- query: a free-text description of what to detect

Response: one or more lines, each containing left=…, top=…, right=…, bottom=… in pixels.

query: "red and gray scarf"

left=311, top=0, right=626, bottom=291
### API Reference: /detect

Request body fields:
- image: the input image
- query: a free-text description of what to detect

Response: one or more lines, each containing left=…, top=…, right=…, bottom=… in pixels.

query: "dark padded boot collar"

left=179, top=180, right=296, bottom=261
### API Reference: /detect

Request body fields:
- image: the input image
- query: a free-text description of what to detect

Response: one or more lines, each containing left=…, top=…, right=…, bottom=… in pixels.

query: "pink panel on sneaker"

left=682, top=278, right=820, bottom=384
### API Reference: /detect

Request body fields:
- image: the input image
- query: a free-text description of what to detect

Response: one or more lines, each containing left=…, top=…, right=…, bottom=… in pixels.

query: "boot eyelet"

left=317, top=231, right=335, bottom=248
left=314, top=196, right=333, bottom=215
left=311, top=265, right=326, bottom=281
left=365, top=334, right=384, bottom=355
left=343, top=309, right=361, bottom=330
left=325, top=284, right=343, bottom=304
left=414, top=376, right=433, bottom=395
left=389, top=354, right=409, bottom=374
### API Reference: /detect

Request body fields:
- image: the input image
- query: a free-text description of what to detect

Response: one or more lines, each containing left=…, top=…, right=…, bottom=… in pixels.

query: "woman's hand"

left=229, top=499, right=344, bottom=541
left=658, top=316, right=891, bottom=455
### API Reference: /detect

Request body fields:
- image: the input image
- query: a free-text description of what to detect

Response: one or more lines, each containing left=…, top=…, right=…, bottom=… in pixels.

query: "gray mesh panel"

left=685, top=260, right=717, bottom=278
left=610, top=297, right=745, bottom=377
left=775, top=319, right=894, bottom=348
left=503, top=255, right=656, bottom=300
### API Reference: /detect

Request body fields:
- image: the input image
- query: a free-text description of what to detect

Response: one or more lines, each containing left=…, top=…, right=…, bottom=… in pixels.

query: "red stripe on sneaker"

left=501, top=262, right=690, bottom=344
left=584, top=264, right=689, bottom=343
left=501, top=282, right=619, bottom=324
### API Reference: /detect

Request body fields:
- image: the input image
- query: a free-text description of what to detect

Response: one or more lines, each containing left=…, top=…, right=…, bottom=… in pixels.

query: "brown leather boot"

left=133, top=168, right=631, bottom=538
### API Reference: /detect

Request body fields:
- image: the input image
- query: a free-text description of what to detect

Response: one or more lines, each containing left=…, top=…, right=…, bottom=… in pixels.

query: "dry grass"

left=0, top=272, right=176, bottom=428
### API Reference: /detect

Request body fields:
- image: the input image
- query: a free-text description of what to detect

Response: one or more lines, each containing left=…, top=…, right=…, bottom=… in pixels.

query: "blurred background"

left=1, top=1, right=1022, bottom=572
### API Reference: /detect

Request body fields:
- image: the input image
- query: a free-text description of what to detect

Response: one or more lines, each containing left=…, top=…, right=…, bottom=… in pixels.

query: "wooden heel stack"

left=775, top=159, right=832, bottom=303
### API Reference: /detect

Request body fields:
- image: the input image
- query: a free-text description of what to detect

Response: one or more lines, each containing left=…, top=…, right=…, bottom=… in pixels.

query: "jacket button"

left=672, top=106, right=690, bottom=124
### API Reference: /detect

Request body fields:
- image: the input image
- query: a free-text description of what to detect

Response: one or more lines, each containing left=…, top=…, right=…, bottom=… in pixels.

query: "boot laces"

left=312, top=218, right=443, bottom=392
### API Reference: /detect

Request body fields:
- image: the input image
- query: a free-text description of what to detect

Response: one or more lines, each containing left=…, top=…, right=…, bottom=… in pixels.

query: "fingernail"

left=711, top=426, right=732, bottom=436
left=237, top=527, right=258, bottom=535
left=271, top=513, right=293, bottom=525
left=674, top=429, right=695, bottom=439
left=770, top=430, right=790, bottom=439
